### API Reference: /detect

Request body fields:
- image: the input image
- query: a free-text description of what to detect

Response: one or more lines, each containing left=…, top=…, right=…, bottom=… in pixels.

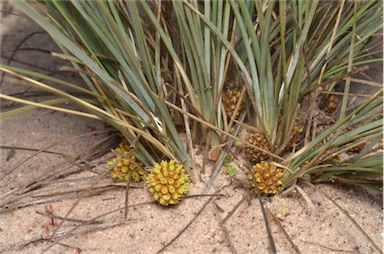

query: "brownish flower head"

left=223, top=88, right=244, bottom=118
left=324, top=94, right=338, bottom=115
left=284, top=120, right=304, bottom=151
left=245, top=131, right=270, bottom=163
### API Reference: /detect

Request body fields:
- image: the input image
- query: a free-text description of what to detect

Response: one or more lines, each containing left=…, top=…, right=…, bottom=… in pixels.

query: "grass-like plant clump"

left=1, top=0, right=382, bottom=252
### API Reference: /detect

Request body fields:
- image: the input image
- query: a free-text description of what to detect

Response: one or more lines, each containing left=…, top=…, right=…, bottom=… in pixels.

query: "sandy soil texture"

left=1, top=2, right=383, bottom=254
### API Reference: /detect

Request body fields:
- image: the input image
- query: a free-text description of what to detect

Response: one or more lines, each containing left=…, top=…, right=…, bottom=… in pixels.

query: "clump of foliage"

left=1, top=0, right=382, bottom=198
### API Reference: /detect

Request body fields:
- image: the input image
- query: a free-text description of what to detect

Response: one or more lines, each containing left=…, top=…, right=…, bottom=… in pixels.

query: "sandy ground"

left=1, top=2, right=383, bottom=254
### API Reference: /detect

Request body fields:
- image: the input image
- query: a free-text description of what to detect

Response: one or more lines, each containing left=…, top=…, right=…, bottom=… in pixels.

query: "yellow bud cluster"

left=146, top=160, right=190, bottom=206
left=248, top=161, right=284, bottom=195
left=108, top=143, right=145, bottom=182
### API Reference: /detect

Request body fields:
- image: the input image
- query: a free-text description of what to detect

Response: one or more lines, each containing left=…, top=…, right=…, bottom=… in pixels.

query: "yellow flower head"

left=146, top=160, right=190, bottom=206
left=108, top=143, right=145, bottom=182
left=248, top=161, right=283, bottom=195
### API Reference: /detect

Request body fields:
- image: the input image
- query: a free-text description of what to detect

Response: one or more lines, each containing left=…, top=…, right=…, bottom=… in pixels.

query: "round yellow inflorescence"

left=108, top=143, right=145, bottom=182
left=248, top=161, right=284, bottom=195
left=146, top=160, right=190, bottom=206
